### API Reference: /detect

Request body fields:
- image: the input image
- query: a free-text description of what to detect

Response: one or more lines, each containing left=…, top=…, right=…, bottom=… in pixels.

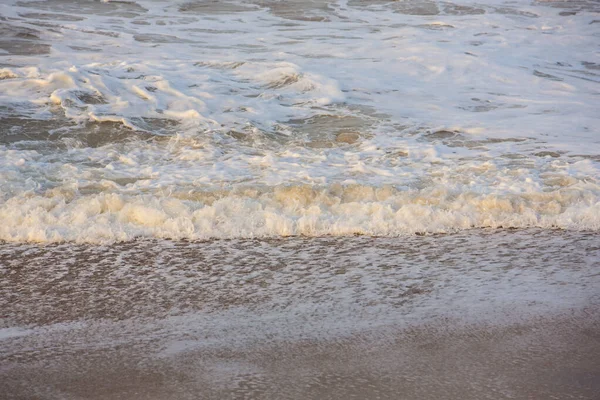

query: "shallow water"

left=1, top=230, right=599, bottom=399
left=0, top=0, right=599, bottom=242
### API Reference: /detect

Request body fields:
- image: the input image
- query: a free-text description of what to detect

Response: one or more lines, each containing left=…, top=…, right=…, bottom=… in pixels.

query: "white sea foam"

left=0, top=0, right=599, bottom=242
left=1, top=182, right=598, bottom=243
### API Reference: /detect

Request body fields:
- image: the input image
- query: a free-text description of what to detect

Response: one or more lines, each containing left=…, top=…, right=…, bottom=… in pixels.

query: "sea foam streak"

left=0, top=0, right=599, bottom=243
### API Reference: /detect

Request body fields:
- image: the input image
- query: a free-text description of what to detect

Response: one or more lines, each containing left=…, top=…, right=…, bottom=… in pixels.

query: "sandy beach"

left=2, top=229, right=599, bottom=399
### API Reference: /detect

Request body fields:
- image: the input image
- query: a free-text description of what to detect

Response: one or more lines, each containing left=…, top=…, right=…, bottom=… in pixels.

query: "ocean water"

left=2, top=3, right=600, bottom=398
left=0, top=0, right=598, bottom=243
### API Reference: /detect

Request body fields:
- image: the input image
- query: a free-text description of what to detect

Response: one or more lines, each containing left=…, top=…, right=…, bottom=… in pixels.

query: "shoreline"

left=2, top=309, right=599, bottom=400
left=2, top=229, right=599, bottom=399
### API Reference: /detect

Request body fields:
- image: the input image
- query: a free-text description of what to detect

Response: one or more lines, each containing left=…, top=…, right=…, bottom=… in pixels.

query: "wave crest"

left=1, top=183, right=598, bottom=243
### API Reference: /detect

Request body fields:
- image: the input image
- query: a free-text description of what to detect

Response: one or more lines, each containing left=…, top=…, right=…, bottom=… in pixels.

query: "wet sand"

left=3, top=312, right=600, bottom=400
left=1, top=230, right=600, bottom=399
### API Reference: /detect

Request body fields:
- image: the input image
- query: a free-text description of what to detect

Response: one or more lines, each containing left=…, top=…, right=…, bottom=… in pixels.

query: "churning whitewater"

left=0, top=0, right=599, bottom=243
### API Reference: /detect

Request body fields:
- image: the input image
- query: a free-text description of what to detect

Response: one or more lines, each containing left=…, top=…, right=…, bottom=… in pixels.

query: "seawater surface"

left=0, top=0, right=599, bottom=242
left=2, top=3, right=600, bottom=398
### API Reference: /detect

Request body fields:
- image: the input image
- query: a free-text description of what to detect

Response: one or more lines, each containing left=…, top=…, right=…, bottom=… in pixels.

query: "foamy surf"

left=1, top=182, right=598, bottom=243
left=1, top=0, right=599, bottom=243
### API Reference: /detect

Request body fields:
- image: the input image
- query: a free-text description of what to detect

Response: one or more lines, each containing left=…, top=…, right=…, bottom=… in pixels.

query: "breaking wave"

left=1, top=183, right=598, bottom=243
